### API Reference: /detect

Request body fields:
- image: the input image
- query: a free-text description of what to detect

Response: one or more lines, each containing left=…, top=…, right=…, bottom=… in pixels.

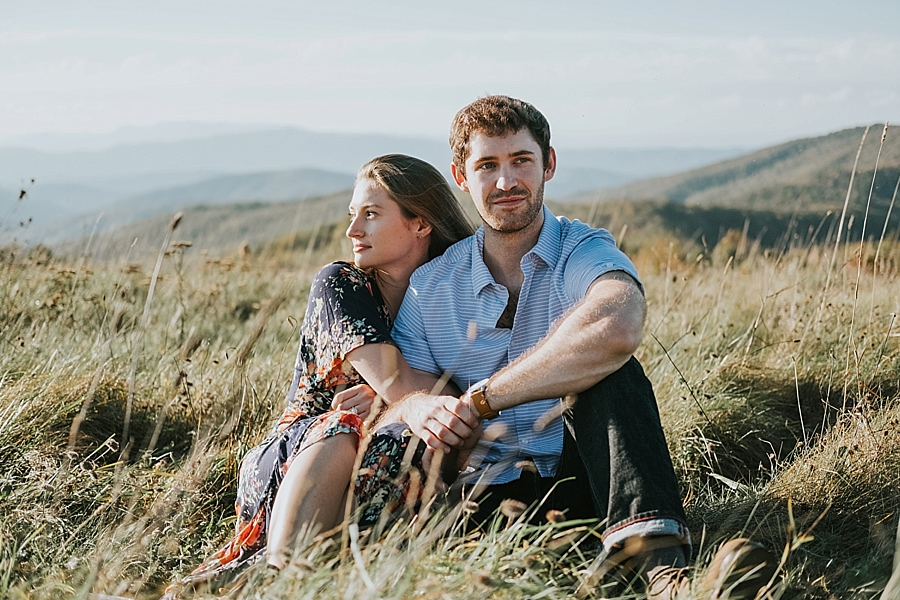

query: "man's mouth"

left=489, top=188, right=529, bottom=207
left=353, top=244, right=370, bottom=252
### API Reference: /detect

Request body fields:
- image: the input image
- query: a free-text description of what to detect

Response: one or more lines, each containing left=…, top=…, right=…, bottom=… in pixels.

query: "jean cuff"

left=602, top=516, right=692, bottom=556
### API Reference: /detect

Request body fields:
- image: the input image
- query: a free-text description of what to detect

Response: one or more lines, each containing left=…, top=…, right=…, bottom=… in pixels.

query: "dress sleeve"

left=306, top=262, right=394, bottom=360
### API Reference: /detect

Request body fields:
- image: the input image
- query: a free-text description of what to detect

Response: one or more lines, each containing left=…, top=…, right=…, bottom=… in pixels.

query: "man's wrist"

left=467, top=378, right=500, bottom=420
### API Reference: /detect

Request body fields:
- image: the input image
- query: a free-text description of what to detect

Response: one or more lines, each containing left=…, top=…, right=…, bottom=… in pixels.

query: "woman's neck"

left=373, top=267, right=412, bottom=321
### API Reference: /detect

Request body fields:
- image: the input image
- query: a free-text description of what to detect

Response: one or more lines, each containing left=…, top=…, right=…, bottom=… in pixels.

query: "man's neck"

left=482, top=209, right=544, bottom=291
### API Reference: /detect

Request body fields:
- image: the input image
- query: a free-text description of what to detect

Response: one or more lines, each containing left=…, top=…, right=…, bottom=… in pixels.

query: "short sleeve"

left=391, top=281, right=441, bottom=376
left=306, top=262, right=394, bottom=360
left=562, top=228, right=642, bottom=303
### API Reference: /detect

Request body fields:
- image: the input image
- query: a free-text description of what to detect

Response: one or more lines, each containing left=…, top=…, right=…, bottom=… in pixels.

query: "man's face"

left=452, top=129, right=556, bottom=235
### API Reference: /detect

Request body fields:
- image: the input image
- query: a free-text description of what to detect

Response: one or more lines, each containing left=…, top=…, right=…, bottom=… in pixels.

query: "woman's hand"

left=331, top=384, right=378, bottom=420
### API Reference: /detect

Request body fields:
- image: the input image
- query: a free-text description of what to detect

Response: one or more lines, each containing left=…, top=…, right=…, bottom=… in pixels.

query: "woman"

left=169, top=154, right=473, bottom=592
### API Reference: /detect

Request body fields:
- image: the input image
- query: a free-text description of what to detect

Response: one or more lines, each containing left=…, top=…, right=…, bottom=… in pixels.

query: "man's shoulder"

left=546, top=212, right=618, bottom=260
left=410, top=235, right=475, bottom=283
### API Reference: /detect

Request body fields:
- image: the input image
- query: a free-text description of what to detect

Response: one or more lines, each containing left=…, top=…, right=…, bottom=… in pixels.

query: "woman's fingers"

left=331, top=384, right=377, bottom=412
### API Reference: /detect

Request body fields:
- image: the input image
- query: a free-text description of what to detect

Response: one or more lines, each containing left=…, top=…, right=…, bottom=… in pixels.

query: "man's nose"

left=496, top=166, right=518, bottom=191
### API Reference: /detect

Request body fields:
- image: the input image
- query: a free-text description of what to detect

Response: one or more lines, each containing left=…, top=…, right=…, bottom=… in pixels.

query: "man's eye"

left=366, top=211, right=377, bottom=218
left=478, top=162, right=495, bottom=170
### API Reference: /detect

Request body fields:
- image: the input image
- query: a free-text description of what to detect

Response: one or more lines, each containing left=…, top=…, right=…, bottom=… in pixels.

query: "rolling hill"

left=572, top=125, right=900, bottom=216
left=57, top=190, right=354, bottom=260
left=18, top=168, right=355, bottom=246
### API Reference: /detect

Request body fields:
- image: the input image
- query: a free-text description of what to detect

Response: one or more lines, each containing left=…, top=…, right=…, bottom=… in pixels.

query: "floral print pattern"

left=355, top=422, right=426, bottom=527
left=168, top=262, right=393, bottom=594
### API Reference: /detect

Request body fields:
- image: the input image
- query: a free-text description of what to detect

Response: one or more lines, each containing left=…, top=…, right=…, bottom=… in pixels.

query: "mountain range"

left=0, top=124, right=745, bottom=245
left=7, top=123, right=898, bottom=257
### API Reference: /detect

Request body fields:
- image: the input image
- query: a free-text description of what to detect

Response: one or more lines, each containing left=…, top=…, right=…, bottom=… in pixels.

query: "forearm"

left=346, top=343, right=457, bottom=406
left=487, top=272, right=645, bottom=410
left=349, top=345, right=432, bottom=403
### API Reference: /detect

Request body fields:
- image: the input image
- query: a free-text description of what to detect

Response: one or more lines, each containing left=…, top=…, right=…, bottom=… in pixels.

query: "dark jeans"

left=467, top=357, right=687, bottom=536
left=356, top=357, right=687, bottom=540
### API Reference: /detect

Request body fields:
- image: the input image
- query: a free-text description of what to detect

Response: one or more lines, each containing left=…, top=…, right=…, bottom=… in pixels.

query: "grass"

left=2, top=198, right=900, bottom=599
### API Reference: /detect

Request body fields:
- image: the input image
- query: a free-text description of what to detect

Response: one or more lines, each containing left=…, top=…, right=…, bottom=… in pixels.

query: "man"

left=355, top=96, right=772, bottom=598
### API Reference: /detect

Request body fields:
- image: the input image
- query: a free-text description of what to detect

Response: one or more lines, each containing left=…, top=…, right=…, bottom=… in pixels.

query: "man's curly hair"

left=449, top=95, right=551, bottom=175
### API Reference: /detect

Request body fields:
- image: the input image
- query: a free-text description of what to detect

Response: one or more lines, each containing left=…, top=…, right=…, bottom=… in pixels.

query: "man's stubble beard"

left=480, top=180, right=545, bottom=236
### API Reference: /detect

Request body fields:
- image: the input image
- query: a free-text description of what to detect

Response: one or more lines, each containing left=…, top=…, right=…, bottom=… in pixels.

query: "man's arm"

left=397, top=270, right=645, bottom=451
left=485, top=270, right=645, bottom=410
left=342, top=343, right=476, bottom=452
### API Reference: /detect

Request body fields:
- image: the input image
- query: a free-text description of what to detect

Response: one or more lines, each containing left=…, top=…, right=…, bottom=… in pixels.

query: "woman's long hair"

left=357, top=154, right=475, bottom=260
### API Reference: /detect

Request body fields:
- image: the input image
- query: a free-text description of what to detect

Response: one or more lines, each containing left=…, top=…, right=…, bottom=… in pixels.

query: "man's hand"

left=331, top=384, right=378, bottom=420
left=401, top=392, right=480, bottom=453
left=420, top=419, right=484, bottom=482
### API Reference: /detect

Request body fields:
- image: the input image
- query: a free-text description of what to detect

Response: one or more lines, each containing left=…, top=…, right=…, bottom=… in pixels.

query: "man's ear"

left=543, top=147, right=557, bottom=183
left=450, top=163, right=469, bottom=192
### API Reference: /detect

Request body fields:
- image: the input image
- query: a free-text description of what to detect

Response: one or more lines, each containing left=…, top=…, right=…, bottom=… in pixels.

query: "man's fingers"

left=447, top=397, right=480, bottom=428
left=433, top=410, right=474, bottom=441
left=418, top=430, right=451, bottom=454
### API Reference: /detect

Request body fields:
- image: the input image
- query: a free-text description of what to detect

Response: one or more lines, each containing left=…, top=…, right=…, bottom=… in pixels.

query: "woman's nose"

left=346, top=215, right=363, bottom=238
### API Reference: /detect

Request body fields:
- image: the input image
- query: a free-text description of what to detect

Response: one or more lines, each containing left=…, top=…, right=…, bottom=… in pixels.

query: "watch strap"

left=468, top=379, right=499, bottom=420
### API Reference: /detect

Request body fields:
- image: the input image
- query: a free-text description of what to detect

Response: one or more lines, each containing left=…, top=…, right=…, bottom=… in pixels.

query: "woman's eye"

left=366, top=211, right=376, bottom=218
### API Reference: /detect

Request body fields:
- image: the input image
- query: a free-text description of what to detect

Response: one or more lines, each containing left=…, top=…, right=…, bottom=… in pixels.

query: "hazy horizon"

left=0, top=120, right=757, bottom=154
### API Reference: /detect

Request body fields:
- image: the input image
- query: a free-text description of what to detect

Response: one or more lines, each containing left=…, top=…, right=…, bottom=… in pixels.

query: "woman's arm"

left=343, top=342, right=456, bottom=403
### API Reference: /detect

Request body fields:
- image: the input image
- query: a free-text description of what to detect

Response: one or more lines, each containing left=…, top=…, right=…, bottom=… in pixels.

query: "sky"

left=2, top=0, right=899, bottom=149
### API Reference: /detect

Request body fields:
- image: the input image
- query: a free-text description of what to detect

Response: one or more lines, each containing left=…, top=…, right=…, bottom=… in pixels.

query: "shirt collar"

left=470, top=205, right=563, bottom=295
left=530, top=205, right=563, bottom=270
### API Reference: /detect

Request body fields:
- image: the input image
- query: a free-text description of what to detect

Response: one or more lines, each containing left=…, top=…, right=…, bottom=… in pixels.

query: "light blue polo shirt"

left=392, top=206, right=641, bottom=484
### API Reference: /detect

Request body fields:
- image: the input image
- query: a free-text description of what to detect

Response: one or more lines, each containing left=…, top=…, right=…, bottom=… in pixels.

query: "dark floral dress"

left=172, top=262, right=394, bottom=590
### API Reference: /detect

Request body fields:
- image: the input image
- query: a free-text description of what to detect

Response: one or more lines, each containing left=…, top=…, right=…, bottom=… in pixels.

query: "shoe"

left=701, top=538, right=780, bottom=599
left=577, top=535, right=688, bottom=598
left=646, top=566, right=690, bottom=600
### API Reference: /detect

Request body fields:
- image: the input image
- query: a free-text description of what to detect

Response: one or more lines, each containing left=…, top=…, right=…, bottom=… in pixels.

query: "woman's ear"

left=415, top=218, right=433, bottom=238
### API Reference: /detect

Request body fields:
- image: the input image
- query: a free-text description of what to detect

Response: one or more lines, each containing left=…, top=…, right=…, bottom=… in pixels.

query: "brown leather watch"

left=468, top=379, right=500, bottom=420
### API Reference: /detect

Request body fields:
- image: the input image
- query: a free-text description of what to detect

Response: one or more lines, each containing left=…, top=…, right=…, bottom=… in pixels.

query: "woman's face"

left=346, top=180, right=428, bottom=272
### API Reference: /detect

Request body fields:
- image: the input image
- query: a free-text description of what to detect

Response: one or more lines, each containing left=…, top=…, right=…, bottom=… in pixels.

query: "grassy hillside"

left=573, top=125, right=900, bottom=216
left=2, top=218, right=900, bottom=598
left=64, top=191, right=892, bottom=266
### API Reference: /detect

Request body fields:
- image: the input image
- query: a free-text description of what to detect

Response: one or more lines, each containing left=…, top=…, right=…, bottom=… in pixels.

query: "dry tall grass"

left=1, top=203, right=900, bottom=598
